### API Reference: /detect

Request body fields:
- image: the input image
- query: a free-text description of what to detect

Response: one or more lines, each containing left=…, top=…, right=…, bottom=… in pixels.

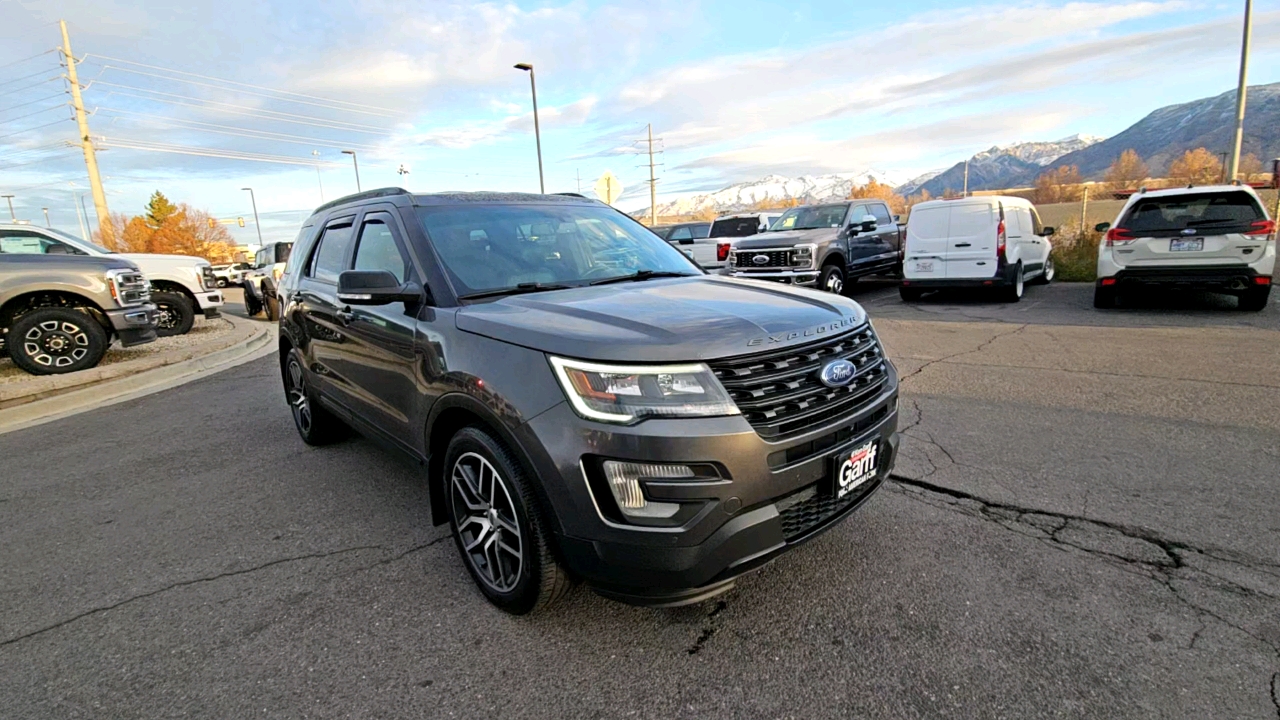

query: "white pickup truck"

left=0, top=224, right=223, bottom=336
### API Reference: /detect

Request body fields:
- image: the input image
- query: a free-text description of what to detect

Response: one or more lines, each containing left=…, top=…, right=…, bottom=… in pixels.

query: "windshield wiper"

left=458, top=282, right=574, bottom=300
left=588, top=270, right=697, bottom=286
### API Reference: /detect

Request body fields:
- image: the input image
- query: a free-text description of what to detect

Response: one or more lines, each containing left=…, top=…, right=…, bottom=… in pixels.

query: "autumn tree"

left=1104, top=150, right=1149, bottom=190
left=1238, top=153, right=1264, bottom=182
left=1168, top=148, right=1222, bottom=185
left=848, top=177, right=907, bottom=213
left=1032, top=165, right=1083, bottom=204
left=94, top=196, right=235, bottom=260
left=144, top=191, right=179, bottom=228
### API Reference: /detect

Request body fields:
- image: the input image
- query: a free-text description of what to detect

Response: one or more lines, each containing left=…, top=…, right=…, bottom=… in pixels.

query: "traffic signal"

left=208, top=218, right=216, bottom=228
left=238, top=217, right=245, bottom=227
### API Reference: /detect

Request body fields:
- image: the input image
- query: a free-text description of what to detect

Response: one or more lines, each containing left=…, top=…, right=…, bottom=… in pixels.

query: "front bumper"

left=106, top=304, right=158, bottom=347
left=1100, top=265, right=1268, bottom=292
left=725, top=268, right=819, bottom=286
left=195, top=290, right=224, bottom=310
left=518, top=371, right=899, bottom=606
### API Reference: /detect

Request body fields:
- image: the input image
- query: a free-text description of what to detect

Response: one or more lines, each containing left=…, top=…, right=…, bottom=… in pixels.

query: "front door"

left=326, top=209, right=422, bottom=444
left=295, top=216, right=357, bottom=397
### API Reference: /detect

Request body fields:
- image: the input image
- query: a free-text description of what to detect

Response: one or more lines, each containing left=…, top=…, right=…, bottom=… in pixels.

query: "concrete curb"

left=0, top=316, right=277, bottom=436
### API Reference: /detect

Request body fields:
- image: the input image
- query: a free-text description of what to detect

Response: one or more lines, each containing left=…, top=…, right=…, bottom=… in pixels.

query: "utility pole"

left=963, top=160, right=970, bottom=197
left=60, top=20, right=110, bottom=243
left=73, top=195, right=88, bottom=240
left=576, top=169, right=581, bottom=194
left=1080, top=184, right=1089, bottom=239
left=241, top=188, right=264, bottom=246
left=1228, top=0, right=1252, bottom=181
left=2, top=195, right=14, bottom=221
left=646, top=124, right=658, bottom=227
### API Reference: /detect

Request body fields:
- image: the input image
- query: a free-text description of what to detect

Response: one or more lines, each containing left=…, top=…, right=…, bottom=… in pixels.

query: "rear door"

left=869, top=202, right=900, bottom=267
left=903, top=205, right=951, bottom=279
left=1113, top=191, right=1268, bottom=268
left=945, top=201, right=998, bottom=280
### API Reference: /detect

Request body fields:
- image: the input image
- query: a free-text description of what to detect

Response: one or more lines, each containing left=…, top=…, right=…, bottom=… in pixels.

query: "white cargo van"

left=900, top=196, right=1055, bottom=302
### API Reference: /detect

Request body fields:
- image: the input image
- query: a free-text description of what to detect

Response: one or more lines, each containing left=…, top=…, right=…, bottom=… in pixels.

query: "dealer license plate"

left=831, top=441, right=879, bottom=500
left=915, top=260, right=935, bottom=273
left=1170, top=238, right=1203, bottom=252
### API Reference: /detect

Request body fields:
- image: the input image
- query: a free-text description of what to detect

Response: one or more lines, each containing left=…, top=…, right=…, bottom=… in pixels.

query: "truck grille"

left=708, top=327, right=889, bottom=440
left=776, top=475, right=883, bottom=540
left=733, top=249, right=790, bottom=269
left=113, top=271, right=151, bottom=306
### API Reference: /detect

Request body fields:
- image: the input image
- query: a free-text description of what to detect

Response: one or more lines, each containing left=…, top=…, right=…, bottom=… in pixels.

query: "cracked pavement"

left=1, top=282, right=1278, bottom=718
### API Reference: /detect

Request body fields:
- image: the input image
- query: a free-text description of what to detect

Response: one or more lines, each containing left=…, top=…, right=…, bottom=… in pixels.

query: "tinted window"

left=668, top=226, right=693, bottom=241
left=869, top=204, right=892, bottom=225
left=770, top=204, right=851, bottom=231
left=950, top=204, right=995, bottom=238
left=849, top=205, right=869, bottom=223
left=0, top=230, right=82, bottom=255
left=1122, top=192, right=1264, bottom=236
left=690, top=223, right=711, bottom=239
left=417, top=203, right=698, bottom=296
left=709, top=217, right=762, bottom=237
left=307, top=225, right=354, bottom=283
left=650, top=226, right=672, bottom=240
left=907, top=206, right=950, bottom=239
left=353, top=219, right=408, bottom=281
left=275, top=243, right=292, bottom=265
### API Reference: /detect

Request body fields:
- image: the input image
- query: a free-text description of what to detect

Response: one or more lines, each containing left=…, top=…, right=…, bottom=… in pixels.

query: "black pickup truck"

left=723, top=200, right=903, bottom=295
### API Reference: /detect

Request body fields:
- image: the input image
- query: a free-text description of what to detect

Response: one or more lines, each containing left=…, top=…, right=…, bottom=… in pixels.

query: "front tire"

left=819, top=263, right=846, bottom=296
left=1030, top=257, right=1055, bottom=285
left=444, top=427, right=571, bottom=615
left=282, top=350, right=346, bottom=445
left=216, top=278, right=228, bottom=288
left=152, top=291, right=195, bottom=336
left=6, top=307, right=109, bottom=375
left=1238, top=285, right=1270, bottom=312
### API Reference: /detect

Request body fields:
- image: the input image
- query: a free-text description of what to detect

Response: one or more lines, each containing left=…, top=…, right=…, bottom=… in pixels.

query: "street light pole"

left=514, top=63, right=545, bottom=194
left=42, top=208, right=50, bottom=227
left=241, top=187, right=264, bottom=246
left=1228, top=0, right=1253, bottom=181
left=1, top=195, right=14, bottom=221
left=312, top=150, right=325, bottom=203
left=341, top=150, right=361, bottom=192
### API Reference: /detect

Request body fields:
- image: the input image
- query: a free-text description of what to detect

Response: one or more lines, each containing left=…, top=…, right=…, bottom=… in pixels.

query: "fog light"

left=601, top=461, right=692, bottom=519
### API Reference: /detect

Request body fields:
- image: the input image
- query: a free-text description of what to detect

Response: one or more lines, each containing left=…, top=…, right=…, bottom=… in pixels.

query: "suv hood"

left=455, top=276, right=867, bottom=363
left=732, top=228, right=836, bottom=250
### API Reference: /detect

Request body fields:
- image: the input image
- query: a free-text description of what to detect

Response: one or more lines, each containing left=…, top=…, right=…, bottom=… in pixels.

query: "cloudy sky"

left=1, top=0, right=1276, bottom=245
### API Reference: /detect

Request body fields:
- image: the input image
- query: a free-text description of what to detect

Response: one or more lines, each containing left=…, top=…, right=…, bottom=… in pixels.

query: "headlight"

left=791, top=244, right=816, bottom=268
left=549, top=357, right=739, bottom=423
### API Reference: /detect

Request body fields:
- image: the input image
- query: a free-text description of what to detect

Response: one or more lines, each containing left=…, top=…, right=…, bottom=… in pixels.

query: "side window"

left=0, top=231, right=78, bottom=255
left=306, top=223, right=355, bottom=283
left=849, top=205, right=869, bottom=224
left=870, top=204, right=892, bottom=226
left=1029, top=207, right=1044, bottom=235
left=353, top=218, right=408, bottom=281
left=668, top=226, right=693, bottom=241
left=692, top=224, right=711, bottom=239
left=1005, top=208, right=1024, bottom=236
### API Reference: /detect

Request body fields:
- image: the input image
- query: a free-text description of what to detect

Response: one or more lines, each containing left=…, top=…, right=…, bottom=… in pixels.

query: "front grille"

left=114, top=272, right=151, bottom=306
left=733, top=249, right=791, bottom=269
left=776, top=476, right=883, bottom=540
left=709, top=327, right=889, bottom=440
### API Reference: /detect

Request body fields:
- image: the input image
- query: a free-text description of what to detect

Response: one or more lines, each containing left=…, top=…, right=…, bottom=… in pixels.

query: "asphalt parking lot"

left=2, top=282, right=1277, bottom=719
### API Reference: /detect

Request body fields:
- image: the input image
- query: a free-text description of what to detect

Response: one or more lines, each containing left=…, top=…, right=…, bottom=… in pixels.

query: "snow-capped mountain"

left=651, top=171, right=901, bottom=217
left=902, top=134, right=1105, bottom=197
left=978, top=134, right=1105, bottom=167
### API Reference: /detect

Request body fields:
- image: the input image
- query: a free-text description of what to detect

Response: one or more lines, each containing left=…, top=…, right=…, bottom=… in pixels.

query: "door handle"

left=335, top=308, right=355, bottom=326
left=954, top=242, right=972, bottom=247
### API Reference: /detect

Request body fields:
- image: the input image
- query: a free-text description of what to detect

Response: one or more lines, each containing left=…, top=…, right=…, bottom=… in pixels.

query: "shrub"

left=1049, top=219, right=1101, bottom=282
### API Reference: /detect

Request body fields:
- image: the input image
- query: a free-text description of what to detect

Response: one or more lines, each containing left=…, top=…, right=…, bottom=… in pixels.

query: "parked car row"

left=0, top=224, right=226, bottom=375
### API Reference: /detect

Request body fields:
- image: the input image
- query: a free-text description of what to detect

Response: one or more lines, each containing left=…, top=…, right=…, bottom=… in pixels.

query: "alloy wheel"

left=155, top=303, right=178, bottom=331
left=286, top=359, right=312, bottom=434
left=450, top=452, right=524, bottom=593
left=1044, top=258, right=1055, bottom=282
left=1015, top=267, right=1024, bottom=297
left=22, top=320, right=90, bottom=369
left=825, top=271, right=843, bottom=294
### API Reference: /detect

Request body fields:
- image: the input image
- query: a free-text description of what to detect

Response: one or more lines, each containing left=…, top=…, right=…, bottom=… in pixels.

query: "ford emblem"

left=752, top=254, right=771, bottom=265
left=819, top=359, right=856, bottom=388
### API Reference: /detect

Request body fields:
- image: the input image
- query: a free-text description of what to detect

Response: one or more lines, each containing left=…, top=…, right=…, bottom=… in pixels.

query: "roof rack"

left=312, top=187, right=411, bottom=215
left=553, top=192, right=588, bottom=198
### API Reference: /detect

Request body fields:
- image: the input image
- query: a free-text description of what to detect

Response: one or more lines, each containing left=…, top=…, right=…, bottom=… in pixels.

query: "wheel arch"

left=0, top=290, right=110, bottom=332
left=149, top=279, right=198, bottom=305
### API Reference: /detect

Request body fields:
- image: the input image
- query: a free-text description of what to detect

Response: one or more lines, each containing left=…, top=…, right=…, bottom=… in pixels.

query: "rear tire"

left=6, top=307, right=109, bottom=375
left=243, top=286, right=263, bottom=317
left=1093, top=285, right=1117, bottom=309
left=899, top=286, right=923, bottom=302
left=282, top=349, right=346, bottom=445
left=819, top=263, right=846, bottom=296
left=444, top=426, right=571, bottom=615
left=1238, top=285, right=1270, bottom=312
left=1001, top=263, right=1024, bottom=303
left=152, top=291, right=195, bottom=337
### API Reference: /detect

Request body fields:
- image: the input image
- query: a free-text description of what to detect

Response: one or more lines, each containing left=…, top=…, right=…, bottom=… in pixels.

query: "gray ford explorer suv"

left=277, top=188, right=900, bottom=614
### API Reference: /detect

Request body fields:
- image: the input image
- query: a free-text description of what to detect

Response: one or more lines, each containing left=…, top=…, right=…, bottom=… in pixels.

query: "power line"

left=97, top=108, right=383, bottom=151
left=0, top=92, right=67, bottom=116
left=82, top=54, right=399, bottom=115
left=0, top=75, right=60, bottom=99
left=93, top=64, right=400, bottom=118
left=0, top=66, right=59, bottom=89
left=89, top=86, right=395, bottom=135
left=0, top=141, right=72, bottom=160
left=0, top=103, right=66, bottom=126
left=98, top=137, right=346, bottom=167
left=0, top=118, right=68, bottom=141
left=0, top=151, right=76, bottom=171
left=0, top=49, right=56, bottom=73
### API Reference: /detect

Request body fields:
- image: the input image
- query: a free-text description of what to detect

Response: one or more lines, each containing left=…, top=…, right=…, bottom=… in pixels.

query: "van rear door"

left=944, top=202, right=998, bottom=280
left=904, top=205, right=951, bottom=279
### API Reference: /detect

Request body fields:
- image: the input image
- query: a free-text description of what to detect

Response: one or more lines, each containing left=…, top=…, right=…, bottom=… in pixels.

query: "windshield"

left=417, top=203, right=701, bottom=297
left=770, top=204, right=850, bottom=231
left=44, top=226, right=112, bottom=254
left=1121, top=192, right=1264, bottom=236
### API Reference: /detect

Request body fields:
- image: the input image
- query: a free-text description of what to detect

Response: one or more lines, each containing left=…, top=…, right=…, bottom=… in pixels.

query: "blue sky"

left=1, top=0, right=1277, bottom=246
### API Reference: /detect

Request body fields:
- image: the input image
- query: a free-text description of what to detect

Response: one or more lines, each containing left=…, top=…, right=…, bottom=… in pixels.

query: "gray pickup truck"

left=723, top=200, right=903, bottom=294
left=0, top=253, right=157, bottom=374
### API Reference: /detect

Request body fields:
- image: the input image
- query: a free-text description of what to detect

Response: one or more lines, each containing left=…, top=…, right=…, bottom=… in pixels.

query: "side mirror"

left=1040, top=226, right=1056, bottom=237
left=337, top=269, right=421, bottom=306
left=853, top=214, right=877, bottom=233
left=1094, top=222, right=1111, bottom=233
left=893, top=214, right=902, bottom=223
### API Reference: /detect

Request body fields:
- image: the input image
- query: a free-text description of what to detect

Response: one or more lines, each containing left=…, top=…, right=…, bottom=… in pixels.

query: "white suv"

left=1094, top=185, right=1274, bottom=311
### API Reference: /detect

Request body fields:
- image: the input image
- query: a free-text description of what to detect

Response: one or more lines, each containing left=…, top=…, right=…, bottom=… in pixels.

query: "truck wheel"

left=1093, top=286, right=1117, bottom=309
left=216, top=278, right=228, bottom=288
left=444, top=426, right=572, bottom=615
left=152, top=291, right=195, bottom=336
left=1237, top=285, right=1270, bottom=312
left=1030, top=257, right=1055, bottom=285
left=899, top=286, right=923, bottom=302
left=243, top=287, right=263, bottom=317
left=1001, top=263, right=1024, bottom=303
left=283, top=350, right=346, bottom=445
left=6, top=307, right=109, bottom=375
left=264, top=294, right=280, bottom=322
left=819, top=264, right=846, bottom=295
